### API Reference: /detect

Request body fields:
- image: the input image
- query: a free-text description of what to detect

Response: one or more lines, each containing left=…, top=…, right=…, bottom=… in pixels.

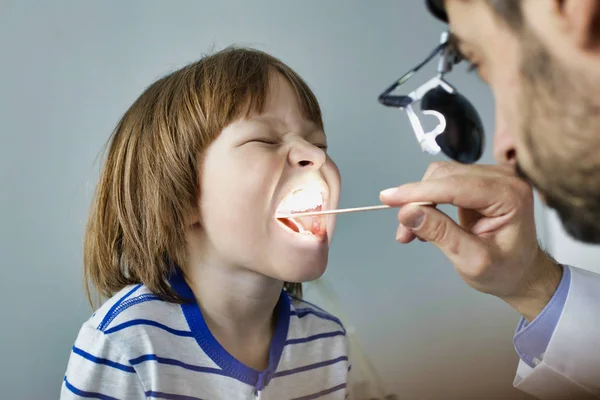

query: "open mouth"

left=276, top=188, right=325, bottom=236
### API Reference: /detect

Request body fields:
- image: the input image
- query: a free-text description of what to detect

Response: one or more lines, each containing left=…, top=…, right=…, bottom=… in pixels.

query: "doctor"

left=379, top=0, right=600, bottom=398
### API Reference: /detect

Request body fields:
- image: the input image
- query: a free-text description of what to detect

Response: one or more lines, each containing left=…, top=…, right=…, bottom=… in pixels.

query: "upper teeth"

left=278, top=189, right=323, bottom=214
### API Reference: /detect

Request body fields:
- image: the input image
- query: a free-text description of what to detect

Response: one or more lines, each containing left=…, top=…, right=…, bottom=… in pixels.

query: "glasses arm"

left=378, top=41, right=448, bottom=108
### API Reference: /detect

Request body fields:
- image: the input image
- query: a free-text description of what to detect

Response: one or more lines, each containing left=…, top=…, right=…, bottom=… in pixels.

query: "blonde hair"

left=84, top=47, right=323, bottom=306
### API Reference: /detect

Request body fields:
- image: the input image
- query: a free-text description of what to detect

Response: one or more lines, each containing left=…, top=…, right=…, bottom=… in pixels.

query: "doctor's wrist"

left=501, top=249, right=563, bottom=322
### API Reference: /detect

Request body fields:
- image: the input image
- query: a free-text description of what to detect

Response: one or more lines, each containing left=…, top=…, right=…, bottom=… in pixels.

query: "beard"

left=515, top=162, right=600, bottom=243
left=518, top=28, right=600, bottom=243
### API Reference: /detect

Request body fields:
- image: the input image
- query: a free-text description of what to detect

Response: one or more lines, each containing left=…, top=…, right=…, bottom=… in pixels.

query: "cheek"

left=325, top=158, right=341, bottom=208
left=199, top=151, right=279, bottom=250
left=323, top=159, right=341, bottom=240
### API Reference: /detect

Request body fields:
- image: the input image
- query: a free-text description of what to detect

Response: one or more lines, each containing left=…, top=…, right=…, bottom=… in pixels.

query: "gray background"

left=2, top=1, right=592, bottom=399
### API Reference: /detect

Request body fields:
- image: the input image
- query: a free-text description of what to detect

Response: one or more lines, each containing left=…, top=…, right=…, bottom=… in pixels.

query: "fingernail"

left=401, top=208, right=425, bottom=230
left=380, top=187, right=398, bottom=199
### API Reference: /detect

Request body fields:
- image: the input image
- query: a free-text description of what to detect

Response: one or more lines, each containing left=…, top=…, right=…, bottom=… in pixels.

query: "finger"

left=395, top=223, right=417, bottom=243
left=380, top=175, right=513, bottom=215
left=458, top=206, right=480, bottom=232
left=422, top=161, right=468, bottom=181
left=397, top=209, right=432, bottom=242
left=397, top=204, right=489, bottom=269
left=422, top=161, right=515, bottom=181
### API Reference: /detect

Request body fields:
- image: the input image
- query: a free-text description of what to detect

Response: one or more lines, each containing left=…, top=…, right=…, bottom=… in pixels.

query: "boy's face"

left=194, top=72, right=341, bottom=283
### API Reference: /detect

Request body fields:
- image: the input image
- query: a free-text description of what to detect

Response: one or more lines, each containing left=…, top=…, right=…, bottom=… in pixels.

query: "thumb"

left=398, top=205, right=487, bottom=268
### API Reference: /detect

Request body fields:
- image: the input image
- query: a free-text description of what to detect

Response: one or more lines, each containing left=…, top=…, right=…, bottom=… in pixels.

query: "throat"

left=197, top=290, right=280, bottom=371
left=181, top=266, right=283, bottom=370
left=206, top=316, right=275, bottom=370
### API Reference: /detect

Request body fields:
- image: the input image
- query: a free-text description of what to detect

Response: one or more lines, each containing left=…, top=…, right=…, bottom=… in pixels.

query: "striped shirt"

left=61, top=268, right=352, bottom=400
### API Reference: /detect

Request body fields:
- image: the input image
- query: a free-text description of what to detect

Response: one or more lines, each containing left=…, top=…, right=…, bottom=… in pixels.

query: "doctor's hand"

left=379, top=162, right=562, bottom=322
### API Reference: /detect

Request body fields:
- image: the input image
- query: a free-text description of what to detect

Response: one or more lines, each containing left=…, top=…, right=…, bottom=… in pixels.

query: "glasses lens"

left=421, top=86, right=484, bottom=163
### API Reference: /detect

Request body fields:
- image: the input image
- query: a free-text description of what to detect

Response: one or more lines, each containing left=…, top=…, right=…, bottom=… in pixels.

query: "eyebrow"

left=248, top=115, right=321, bottom=132
left=247, top=115, right=287, bottom=131
left=247, top=115, right=280, bottom=124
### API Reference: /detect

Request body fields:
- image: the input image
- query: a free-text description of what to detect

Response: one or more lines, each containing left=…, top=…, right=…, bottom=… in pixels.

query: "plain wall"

left=1, top=1, right=554, bottom=398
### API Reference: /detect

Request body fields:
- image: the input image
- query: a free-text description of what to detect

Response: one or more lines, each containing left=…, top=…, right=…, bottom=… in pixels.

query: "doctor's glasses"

left=378, top=32, right=485, bottom=164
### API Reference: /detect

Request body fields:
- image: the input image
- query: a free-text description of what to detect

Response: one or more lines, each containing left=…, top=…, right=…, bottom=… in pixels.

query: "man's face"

left=445, top=0, right=600, bottom=243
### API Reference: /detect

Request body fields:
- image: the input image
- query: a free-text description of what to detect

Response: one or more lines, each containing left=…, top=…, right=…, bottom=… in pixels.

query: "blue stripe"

left=104, top=319, right=194, bottom=336
left=274, top=356, right=349, bottom=378
left=288, top=295, right=328, bottom=313
left=145, top=391, right=205, bottom=400
left=72, top=346, right=135, bottom=373
left=291, top=309, right=344, bottom=329
left=285, top=330, right=345, bottom=345
left=98, top=284, right=142, bottom=331
left=101, top=293, right=162, bottom=330
left=290, top=383, right=347, bottom=400
left=130, top=354, right=229, bottom=377
left=63, top=376, right=119, bottom=400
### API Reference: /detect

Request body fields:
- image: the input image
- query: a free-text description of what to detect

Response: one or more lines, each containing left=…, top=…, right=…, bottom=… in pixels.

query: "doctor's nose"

left=493, top=111, right=517, bottom=166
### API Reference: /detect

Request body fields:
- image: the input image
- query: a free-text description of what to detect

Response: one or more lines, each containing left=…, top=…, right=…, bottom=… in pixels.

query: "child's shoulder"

left=287, top=294, right=346, bottom=333
left=86, top=284, right=182, bottom=336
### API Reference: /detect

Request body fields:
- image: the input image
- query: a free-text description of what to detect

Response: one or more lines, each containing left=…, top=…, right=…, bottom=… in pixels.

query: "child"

left=61, top=47, right=353, bottom=399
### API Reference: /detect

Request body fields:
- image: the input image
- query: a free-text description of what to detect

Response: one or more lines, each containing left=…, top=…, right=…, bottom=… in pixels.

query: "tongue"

left=292, top=215, right=320, bottom=234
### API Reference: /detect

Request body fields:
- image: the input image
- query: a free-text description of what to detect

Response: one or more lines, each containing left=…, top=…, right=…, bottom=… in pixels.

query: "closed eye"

left=252, top=139, right=278, bottom=145
left=248, top=139, right=327, bottom=150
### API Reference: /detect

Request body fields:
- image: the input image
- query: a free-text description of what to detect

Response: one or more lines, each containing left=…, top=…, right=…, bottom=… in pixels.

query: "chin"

left=557, top=210, right=600, bottom=244
left=274, top=255, right=329, bottom=284
left=546, top=195, right=600, bottom=244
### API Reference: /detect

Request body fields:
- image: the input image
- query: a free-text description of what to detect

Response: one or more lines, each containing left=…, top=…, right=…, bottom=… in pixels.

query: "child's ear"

left=186, top=188, right=204, bottom=227
left=187, top=205, right=203, bottom=228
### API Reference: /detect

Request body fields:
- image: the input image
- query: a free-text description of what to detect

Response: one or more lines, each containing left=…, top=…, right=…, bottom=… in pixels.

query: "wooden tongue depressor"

left=276, top=201, right=433, bottom=218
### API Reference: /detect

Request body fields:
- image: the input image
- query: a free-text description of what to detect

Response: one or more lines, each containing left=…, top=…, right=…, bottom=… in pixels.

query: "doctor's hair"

left=83, top=46, right=323, bottom=307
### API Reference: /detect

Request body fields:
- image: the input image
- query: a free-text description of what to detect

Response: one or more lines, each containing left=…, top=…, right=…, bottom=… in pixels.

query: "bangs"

left=200, top=47, right=324, bottom=130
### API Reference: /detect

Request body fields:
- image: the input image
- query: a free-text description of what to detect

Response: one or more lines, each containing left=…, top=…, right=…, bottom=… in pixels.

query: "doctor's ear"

left=554, top=0, right=600, bottom=49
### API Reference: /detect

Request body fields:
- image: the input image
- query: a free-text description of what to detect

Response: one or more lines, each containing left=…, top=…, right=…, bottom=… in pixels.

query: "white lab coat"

left=513, top=266, right=600, bottom=399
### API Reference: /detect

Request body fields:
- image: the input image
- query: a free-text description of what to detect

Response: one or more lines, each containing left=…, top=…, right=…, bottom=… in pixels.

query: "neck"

left=183, top=240, right=284, bottom=370
left=185, top=261, right=283, bottom=334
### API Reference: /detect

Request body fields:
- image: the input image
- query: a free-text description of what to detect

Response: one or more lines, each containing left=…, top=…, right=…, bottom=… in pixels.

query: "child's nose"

left=288, top=141, right=326, bottom=169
